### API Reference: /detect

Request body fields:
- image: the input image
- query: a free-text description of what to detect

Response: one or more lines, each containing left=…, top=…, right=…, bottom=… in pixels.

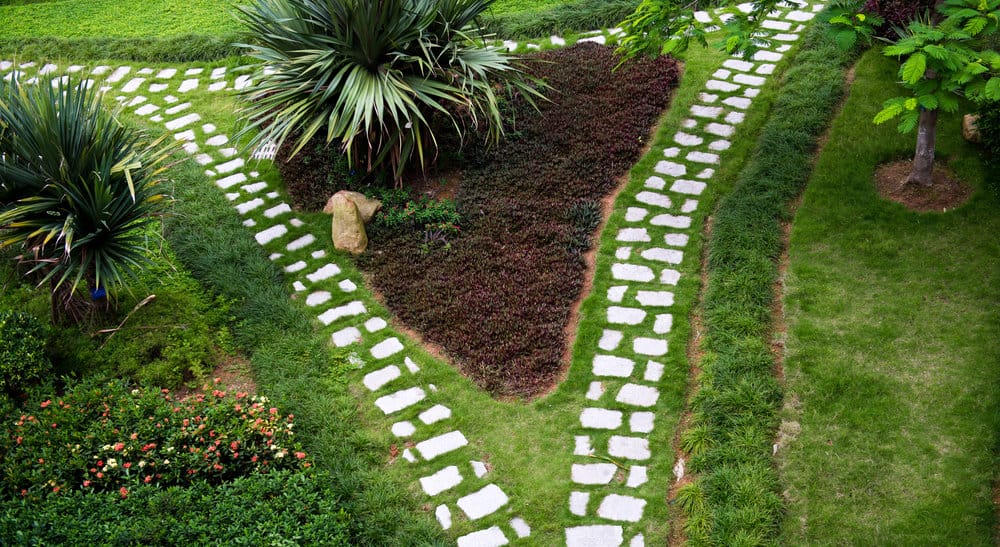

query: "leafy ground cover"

left=778, top=49, right=1000, bottom=544
left=329, top=43, right=682, bottom=397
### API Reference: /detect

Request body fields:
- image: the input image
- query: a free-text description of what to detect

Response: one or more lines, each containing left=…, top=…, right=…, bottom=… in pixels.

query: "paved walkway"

left=0, top=3, right=824, bottom=542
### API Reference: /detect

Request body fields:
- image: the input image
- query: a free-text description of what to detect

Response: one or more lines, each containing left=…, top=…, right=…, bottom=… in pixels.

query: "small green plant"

left=374, top=195, right=462, bottom=234
left=566, top=200, right=602, bottom=255
left=420, top=222, right=461, bottom=254
left=0, top=310, right=50, bottom=394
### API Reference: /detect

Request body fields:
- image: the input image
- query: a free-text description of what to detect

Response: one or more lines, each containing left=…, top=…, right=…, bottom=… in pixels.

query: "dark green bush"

left=975, top=99, right=1000, bottom=176
left=482, top=0, right=639, bottom=38
left=1, top=379, right=308, bottom=500
left=0, top=471, right=350, bottom=546
left=0, top=310, right=50, bottom=394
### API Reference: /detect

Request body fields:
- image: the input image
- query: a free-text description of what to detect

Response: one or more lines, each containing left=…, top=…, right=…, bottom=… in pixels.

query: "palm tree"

left=0, top=77, right=173, bottom=321
left=235, top=0, right=545, bottom=185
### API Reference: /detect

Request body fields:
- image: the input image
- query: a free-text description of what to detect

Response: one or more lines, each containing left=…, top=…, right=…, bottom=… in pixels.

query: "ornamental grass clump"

left=235, top=0, right=545, bottom=185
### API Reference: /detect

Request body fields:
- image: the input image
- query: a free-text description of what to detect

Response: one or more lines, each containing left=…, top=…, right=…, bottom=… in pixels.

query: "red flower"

left=15, top=436, right=21, bottom=445
left=52, top=486, right=60, bottom=493
left=294, top=452, right=306, bottom=460
left=119, top=487, right=128, bottom=499
left=37, top=458, right=44, bottom=464
left=40, top=400, right=51, bottom=408
left=123, top=462, right=131, bottom=469
left=83, top=480, right=91, bottom=487
left=96, top=472, right=104, bottom=479
left=51, top=423, right=57, bottom=428
left=144, top=476, right=153, bottom=484
left=113, top=442, right=125, bottom=451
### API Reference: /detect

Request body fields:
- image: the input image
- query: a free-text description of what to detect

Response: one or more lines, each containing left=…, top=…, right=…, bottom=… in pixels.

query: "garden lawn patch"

left=778, top=48, right=1000, bottom=544
left=354, top=43, right=681, bottom=397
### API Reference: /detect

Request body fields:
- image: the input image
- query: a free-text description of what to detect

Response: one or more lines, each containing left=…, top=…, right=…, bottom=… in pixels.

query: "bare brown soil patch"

left=875, top=160, right=973, bottom=213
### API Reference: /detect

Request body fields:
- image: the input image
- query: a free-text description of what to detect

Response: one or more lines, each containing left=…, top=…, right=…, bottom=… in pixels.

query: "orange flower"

left=119, top=487, right=128, bottom=498
left=40, top=400, right=51, bottom=408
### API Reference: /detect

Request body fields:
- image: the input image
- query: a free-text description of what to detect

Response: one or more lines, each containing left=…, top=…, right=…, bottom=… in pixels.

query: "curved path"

left=1, top=2, right=824, bottom=543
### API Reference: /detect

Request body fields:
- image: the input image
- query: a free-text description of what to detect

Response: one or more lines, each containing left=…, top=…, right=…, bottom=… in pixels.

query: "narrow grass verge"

left=676, top=14, right=858, bottom=544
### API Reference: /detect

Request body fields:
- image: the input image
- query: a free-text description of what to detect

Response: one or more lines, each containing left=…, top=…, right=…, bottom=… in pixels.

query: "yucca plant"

left=0, top=78, right=173, bottom=320
left=235, top=0, right=545, bottom=185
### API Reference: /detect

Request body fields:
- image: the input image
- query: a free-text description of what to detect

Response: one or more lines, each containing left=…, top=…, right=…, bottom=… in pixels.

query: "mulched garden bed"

left=279, top=43, right=681, bottom=397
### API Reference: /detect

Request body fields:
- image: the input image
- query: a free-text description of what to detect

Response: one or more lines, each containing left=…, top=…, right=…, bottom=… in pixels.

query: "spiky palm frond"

left=0, top=77, right=173, bottom=296
left=235, top=0, right=545, bottom=184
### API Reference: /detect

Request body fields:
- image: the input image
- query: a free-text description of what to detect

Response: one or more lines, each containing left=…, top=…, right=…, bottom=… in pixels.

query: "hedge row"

left=480, top=0, right=639, bottom=39
left=0, top=34, right=242, bottom=63
left=678, top=14, right=858, bottom=544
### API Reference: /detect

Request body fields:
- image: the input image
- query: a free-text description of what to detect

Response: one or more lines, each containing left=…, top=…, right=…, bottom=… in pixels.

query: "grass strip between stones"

left=675, top=12, right=858, bottom=544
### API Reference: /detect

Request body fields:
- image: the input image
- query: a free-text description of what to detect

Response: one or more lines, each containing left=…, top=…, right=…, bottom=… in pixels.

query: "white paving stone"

left=374, top=386, right=426, bottom=415
left=575, top=435, right=593, bottom=456
left=339, top=279, right=358, bottom=292
left=155, top=68, right=176, bottom=79
left=572, top=463, right=617, bottom=484
left=627, top=466, right=649, bottom=488
left=580, top=408, right=623, bottom=430
left=331, top=326, right=361, bottom=347
left=635, top=191, right=671, bottom=209
left=402, top=448, right=417, bottom=463
left=255, top=225, right=287, bottom=245
left=691, top=104, right=723, bottom=118
left=593, top=354, right=634, bottom=377
left=645, top=360, right=665, bottom=382
left=285, top=261, right=307, bottom=273
left=757, top=63, right=776, bottom=75
left=634, top=337, right=668, bottom=356
left=392, top=421, right=416, bottom=437
left=219, top=147, right=237, bottom=158
left=774, top=32, right=800, bottom=42
left=681, top=199, right=699, bottom=213
left=644, top=175, right=665, bottom=190
left=640, top=248, right=683, bottom=265
left=585, top=382, right=604, bottom=402
left=674, top=131, right=703, bottom=147
left=786, top=9, right=815, bottom=21
left=419, top=404, right=452, bottom=425
left=457, top=484, right=509, bottom=520
left=649, top=214, right=691, bottom=229
left=660, top=269, right=681, bottom=285
left=723, top=59, right=754, bottom=72
left=181, top=142, right=199, bottom=154
left=753, top=50, right=783, bottom=62
left=705, top=123, right=735, bottom=137
left=761, top=19, right=791, bottom=30
left=371, top=337, right=404, bottom=359
left=178, top=79, right=198, bottom=92
left=705, top=79, right=739, bottom=92
left=710, top=140, right=732, bottom=151
left=234, top=75, right=252, bottom=90
left=723, top=96, right=752, bottom=109
left=654, top=160, right=686, bottom=177
left=616, top=247, right=631, bottom=259
left=121, top=78, right=145, bottom=93
left=165, top=113, right=200, bottom=131
left=206, top=134, right=228, bottom=146
left=264, top=203, right=292, bottom=218
left=662, top=146, right=680, bottom=158
left=135, top=104, right=159, bottom=116
left=670, top=178, right=706, bottom=195
left=630, top=412, right=655, bottom=433
left=597, top=494, right=646, bottom=522
left=287, top=234, right=315, bottom=251
left=569, top=491, right=590, bottom=516
left=607, top=306, right=646, bottom=325
left=598, top=330, right=623, bottom=351
left=163, top=95, right=178, bottom=104
left=306, top=263, right=341, bottom=282
left=624, top=207, right=648, bottom=222
left=420, top=465, right=463, bottom=496
left=211, top=67, right=227, bottom=79
left=457, top=526, right=508, bottom=547
left=566, top=525, right=623, bottom=546
left=607, top=286, right=627, bottom=303
left=106, top=66, right=131, bottom=83
left=636, top=290, right=675, bottom=307
left=616, top=228, right=650, bottom=242
left=725, top=111, right=746, bottom=125
left=734, top=73, right=766, bottom=87
left=126, top=95, right=146, bottom=107
left=364, top=316, right=387, bottom=332
left=194, top=154, right=214, bottom=166
left=404, top=357, right=420, bottom=373
left=363, top=365, right=400, bottom=391
left=510, top=518, right=531, bottom=538
left=317, top=300, right=366, bottom=325
left=616, top=384, right=660, bottom=407
left=215, top=158, right=244, bottom=174
left=305, top=291, right=331, bottom=307
left=681, top=118, right=697, bottom=129
left=698, top=92, right=719, bottom=103
left=173, top=129, right=195, bottom=141
left=611, top=264, right=654, bottom=282
left=208, top=81, right=226, bottom=92
left=551, top=35, right=566, bottom=46
left=653, top=314, right=673, bottom=334
left=293, top=281, right=306, bottom=292
left=664, top=233, right=689, bottom=247
left=687, top=151, right=720, bottom=164
left=744, top=87, right=761, bottom=98
left=608, top=435, right=651, bottom=460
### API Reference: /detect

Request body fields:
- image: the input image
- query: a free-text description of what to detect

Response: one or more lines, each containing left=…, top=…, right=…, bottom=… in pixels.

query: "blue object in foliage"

left=90, top=286, right=107, bottom=300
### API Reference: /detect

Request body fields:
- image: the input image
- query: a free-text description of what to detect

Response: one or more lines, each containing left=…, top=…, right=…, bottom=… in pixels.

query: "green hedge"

left=0, top=34, right=242, bottom=63
left=481, top=0, right=638, bottom=38
left=680, top=13, right=858, bottom=545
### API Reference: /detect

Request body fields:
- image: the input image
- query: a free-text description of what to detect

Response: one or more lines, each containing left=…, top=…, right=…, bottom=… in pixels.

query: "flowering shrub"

left=1, top=379, right=309, bottom=500
left=0, top=310, right=51, bottom=394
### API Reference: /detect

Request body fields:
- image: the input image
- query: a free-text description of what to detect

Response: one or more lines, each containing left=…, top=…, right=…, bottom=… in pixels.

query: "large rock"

left=963, top=114, right=981, bottom=144
left=323, top=191, right=381, bottom=223
left=328, top=194, right=368, bottom=254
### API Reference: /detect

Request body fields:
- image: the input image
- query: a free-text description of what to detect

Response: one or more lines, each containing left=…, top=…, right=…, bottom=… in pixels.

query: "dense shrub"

left=0, top=310, right=50, bottom=394
left=0, top=379, right=308, bottom=500
left=0, top=34, right=241, bottom=62
left=975, top=99, right=1000, bottom=177
left=355, top=44, right=681, bottom=396
left=481, top=0, right=639, bottom=38
left=861, top=0, right=936, bottom=37
left=0, top=471, right=350, bottom=545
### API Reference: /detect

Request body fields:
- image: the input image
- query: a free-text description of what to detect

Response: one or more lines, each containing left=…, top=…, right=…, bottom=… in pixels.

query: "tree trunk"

left=906, top=108, right=938, bottom=187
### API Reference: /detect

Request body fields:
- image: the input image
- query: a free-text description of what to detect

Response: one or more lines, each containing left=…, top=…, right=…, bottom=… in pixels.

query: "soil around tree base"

left=874, top=160, right=973, bottom=212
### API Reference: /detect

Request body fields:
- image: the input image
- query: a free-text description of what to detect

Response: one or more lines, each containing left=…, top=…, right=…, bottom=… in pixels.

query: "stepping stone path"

left=1, top=3, right=824, bottom=542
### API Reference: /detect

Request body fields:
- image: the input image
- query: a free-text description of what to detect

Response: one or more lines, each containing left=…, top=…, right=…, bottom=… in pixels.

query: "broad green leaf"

left=874, top=101, right=904, bottom=124
left=902, top=53, right=927, bottom=84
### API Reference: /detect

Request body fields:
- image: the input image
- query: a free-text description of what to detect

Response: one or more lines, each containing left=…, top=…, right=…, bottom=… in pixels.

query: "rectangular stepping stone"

left=660, top=269, right=681, bottom=285
left=607, top=285, right=626, bottom=303
left=753, top=50, right=783, bottom=62
left=654, top=160, right=686, bottom=177
left=786, top=10, right=814, bottom=21
left=420, top=465, right=463, bottom=496
left=774, top=33, right=799, bottom=42
left=255, top=225, right=287, bottom=245
left=419, top=404, right=452, bottom=425
left=211, top=67, right=227, bottom=79
left=725, top=111, right=746, bottom=125
left=404, top=357, right=420, bottom=373
left=371, top=337, right=404, bottom=359
left=317, top=301, right=366, bottom=325
left=733, top=73, right=766, bottom=87
left=625, top=207, right=648, bottom=222
left=572, top=463, right=617, bottom=484
left=457, top=526, right=508, bottom=547
left=236, top=198, right=264, bottom=215
left=635, top=191, right=671, bottom=209
left=331, top=326, right=361, bottom=347
left=616, top=228, right=650, bottom=242
left=598, top=330, right=623, bottom=351
left=628, top=466, right=649, bottom=487
left=745, top=87, right=761, bottom=98
left=436, top=503, right=452, bottom=529
left=374, top=386, right=426, bottom=415
left=644, top=175, right=665, bottom=190
left=194, top=154, right=214, bottom=165
left=135, top=104, right=159, bottom=116
left=761, top=19, right=792, bottom=30
left=185, top=68, right=204, bottom=76
left=654, top=314, right=673, bottom=334
left=693, top=10, right=712, bottom=23
left=510, top=518, right=530, bottom=539
left=181, top=142, right=199, bottom=154
left=635, top=290, right=675, bottom=307
left=705, top=79, right=739, bottom=92
left=665, top=233, right=689, bottom=247
left=340, top=279, right=358, bottom=292
left=566, top=526, right=623, bottom=546
left=705, top=123, right=735, bottom=137
left=710, top=140, right=731, bottom=151
left=723, top=59, right=754, bottom=72
left=365, top=317, right=387, bottom=332
left=126, top=95, right=146, bottom=106
left=241, top=182, right=267, bottom=194
left=155, top=68, right=176, bottom=79
left=285, top=261, right=307, bottom=273
left=611, top=264, right=654, bottom=282
left=173, top=129, right=196, bottom=141
left=615, top=250, right=631, bottom=263
left=662, top=146, right=680, bottom=158
left=363, top=365, right=400, bottom=391
left=206, top=134, right=228, bottom=146
left=585, top=383, right=604, bottom=402
left=674, top=131, right=703, bottom=147
left=597, top=494, right=646, bottom=522
left=634, top=337, right=668, bottom=356
left=616, top=384, right=660, bottom=407
left=471, top=460, right=489, bottom=478
left=208, top=81, right=226, bottom=92
left=149, top=83, right=168, bottom=92
left=106, top=66, right=131, bottom=83
left=165, top=113, right=200, bottom=131
left=215, top=158, right=244, bottom=174
left=178, top=79, right=198, bottom=92
left=416, top=430, right=468, bottom=460
left=569, top=492, right=590, bottom=516
left=650, top=214, right=691, bottom=229
left=575, top=435, right=593, bottom=456
left=264, top=203, right=291, bottom=218
left=121, top=78, right=145, bottom=93
left=287, top=234, right=315, bottom=251
left=645, top=361, right=665, bottom=383
left=216, top=173, right=247, bottom=189
left=306, top=263, right=340, bottom=282
left=757, top=63, right=776, bottom=75
left=457, top=484, right=509, bottom=520
left=630, top=411, right=655, bottom=433
left=670, top=179, right=706, bottom=195
left=607, top=306, right=646, bottom=325
left=699, top=92, right=719, bottom=103
left=686, top=151, right=719, bottom=164
left=580, top=408, right=623, bottom=430
left=608, top=435, right=651, bottom=460
left=234, top=75, right=252, bottom=90
left=691, top=104, right=723, bottom=118
left=723, top=96, right=752, bottom=109
left=164, top=102, right=190, bottom=115
left=640, top=248, right=683, bottom=265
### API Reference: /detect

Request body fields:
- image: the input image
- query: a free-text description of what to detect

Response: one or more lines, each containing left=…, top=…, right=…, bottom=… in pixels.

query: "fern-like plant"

left=235, top=0, right=545, bottom=185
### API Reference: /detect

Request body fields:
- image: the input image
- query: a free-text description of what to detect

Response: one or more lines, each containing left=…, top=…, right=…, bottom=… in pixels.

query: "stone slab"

left=317, top=301, right=365, bottom=325
left=580, top=408, right=623, bottom=430
left=640, top=248, right=683, bottom=265
left=608, top=435, right=651, bottom=460
left=510, top=517, right=531, bottom=539
left=644, top=360, right=665, bottom=383
left=374, top=386, right=425, bottom=415
left=611, top=264, right=654, bottom=283
left=363, top=365, right=400, bottom=391
left=616, top=384, right=660, bottom=407
left=598, top=330, right=623, bottom=351
left=630, top=412, right=655, bottom=433
left=306, top=263, right=341, bottom=282
left=566, top=525, right=623, bottom=546
left=571, top=463, right=617, bottom=484
left=457, top=484, right=509, bottom=520
left=635, top=191, right=671, bottom=209
left=617, top=228, right=650, bottom=242
left=391, top=421, right=415, bottom=437
left=649, top=214, right=691, bottom=229
left=371, top=337, right=404, bottom=359
left=607, top=307, right=646, bottom=325
left=597, top=494, right=646, bottom=522
left=635, top=290, right=675, bottom=307
left=416, top=430, right=468, bottom=460
left=569, top=491, right=590, bottom=516
left=436, top=504, right=452, bottom=530
left=419, top=404, right=451, bottom=425
left=420, top=465, right=463, bottom=496
left=457, top=526, right=508, bottom=547
left=331, top=326, right=361, bottom=347
left=670, top=179, right=706, bottom=196
left=593, top=354, right=634, bottom=377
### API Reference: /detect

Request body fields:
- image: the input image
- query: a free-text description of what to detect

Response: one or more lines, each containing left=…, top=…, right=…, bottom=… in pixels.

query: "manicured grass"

left=778, top=49, right=1000, bottom=544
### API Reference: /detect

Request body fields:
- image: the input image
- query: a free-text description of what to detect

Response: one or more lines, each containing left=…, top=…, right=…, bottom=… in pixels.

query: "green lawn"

left=778, top=49, right=1000, bottom=544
